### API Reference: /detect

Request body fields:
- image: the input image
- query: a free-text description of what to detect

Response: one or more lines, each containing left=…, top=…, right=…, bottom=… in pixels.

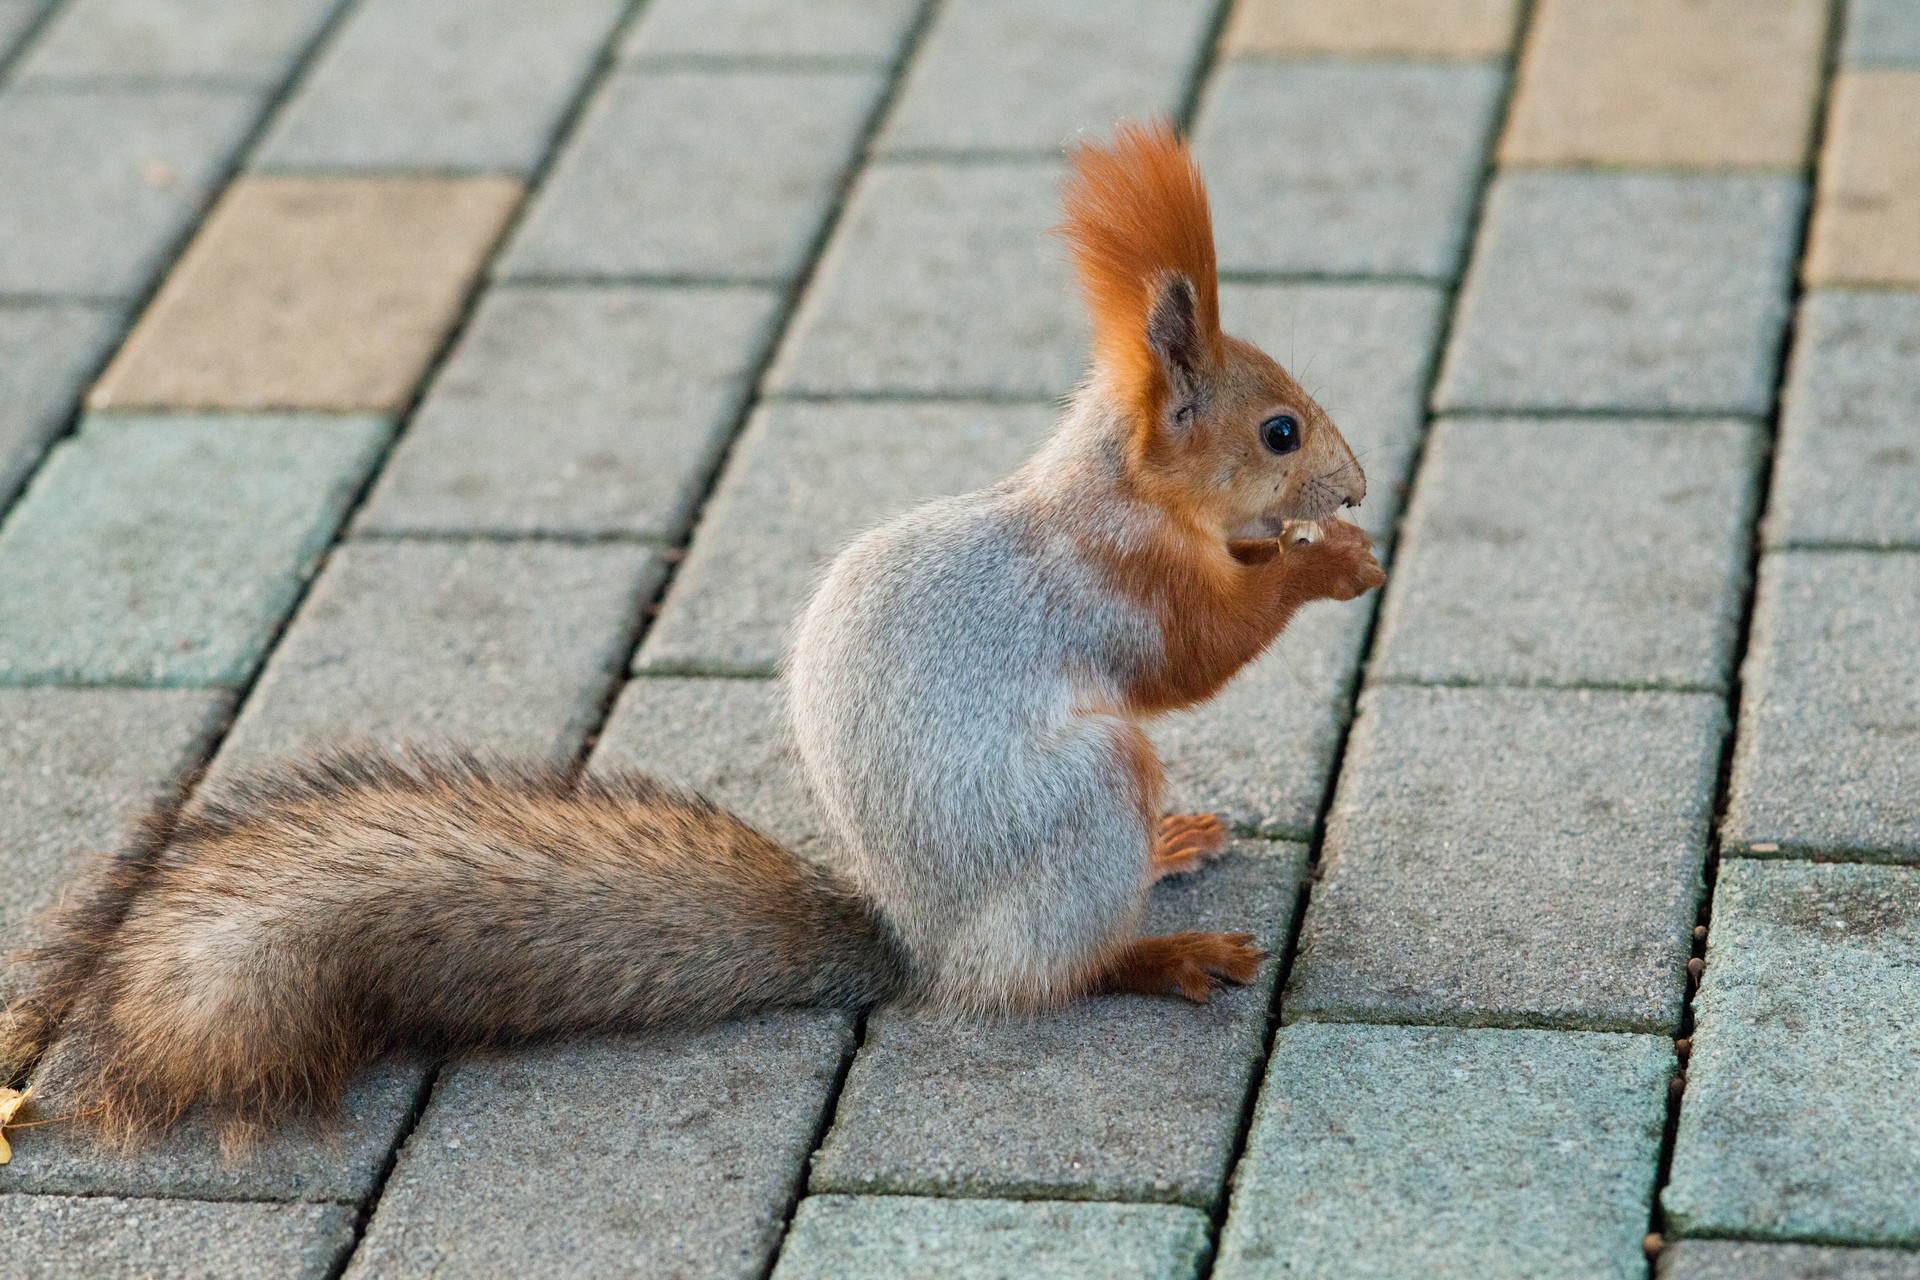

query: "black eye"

left=1261, top=414, right=1301, bottom=455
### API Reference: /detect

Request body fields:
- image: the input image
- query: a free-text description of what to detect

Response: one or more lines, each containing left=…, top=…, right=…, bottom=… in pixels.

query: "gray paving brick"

left=1152, top=600, right=1372, bottom=841
left=1437, top=173, right=1804, bottom=414
left=1768, top=290, right=1920, bottom=550
left=1374, top=416, right=1763, bottom=690
left=591, top=675, right=823, bottom=851
left=357, top=285, right=780, bottom=539
left=774, top=1196, right=1214, bottom=1280
left=0, top=85, right=256, bottom=297
left=1665, top=861, right=1920, bottom=1246
left=16, top=0, right=335, bottom=85
left=5, top=1195, right=355, bottom=1280
left=810, top=841, right=1302, bottom=1208
left=636, top=401, right=1054, bottom=675
left=0, top=689, right=226, bottom=997
left=1286, top=685, right=1725, bottom=1033
left=0, top=1060, right=426, bottom=1201
left=345, top=1015, right=851, bottom=1280
left=205, top=539, right=660, bottom=784
left=876, top=0, right=1213, bottom=155
left=1193, top=61, right=1503, bottom=278
left=0, top=414, right=389, bottom=688
left=1724, top=551, right=1920, bottom=861
left=0, top=300, right=120, bottom=509
left=767, top=161, right=1080, bottom=396
left=1843, top=0, right=1920, bottom=67
left=499, top=66, right=884, bottom=281
left=1660, top=1240, right=1920, bottom=1280
left=1215, top=1024, right=1672, bottom=1280
left=620, top=0, right=922, bottom=65
left=1218, top=281, right=1449, bottom=544
left=254, top=0, right=624, bottom=173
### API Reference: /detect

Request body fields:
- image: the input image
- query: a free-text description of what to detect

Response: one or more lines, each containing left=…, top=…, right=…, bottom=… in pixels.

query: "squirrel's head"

left=1057, top=121, right=1364, bottom=545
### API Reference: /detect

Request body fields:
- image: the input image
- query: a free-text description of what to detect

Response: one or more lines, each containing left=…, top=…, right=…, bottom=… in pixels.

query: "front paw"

left=1289, top=519, right=1383, bottom=600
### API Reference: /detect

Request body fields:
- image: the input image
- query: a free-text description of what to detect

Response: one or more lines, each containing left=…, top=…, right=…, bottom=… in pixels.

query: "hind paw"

left=1095, top=932, right=1266, bottom=1003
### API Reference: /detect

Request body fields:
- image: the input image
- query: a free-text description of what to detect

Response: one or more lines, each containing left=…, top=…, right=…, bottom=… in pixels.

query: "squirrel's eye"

left=1261, top=414, right=1302, bottom=455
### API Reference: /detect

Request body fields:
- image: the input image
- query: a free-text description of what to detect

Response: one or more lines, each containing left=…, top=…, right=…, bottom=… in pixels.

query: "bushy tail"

left=5, top=750, right=908, bottom=1148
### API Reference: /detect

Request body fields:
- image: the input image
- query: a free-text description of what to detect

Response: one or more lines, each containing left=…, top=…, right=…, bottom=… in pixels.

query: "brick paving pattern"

left=0, top=0, right=1914, bottom=1275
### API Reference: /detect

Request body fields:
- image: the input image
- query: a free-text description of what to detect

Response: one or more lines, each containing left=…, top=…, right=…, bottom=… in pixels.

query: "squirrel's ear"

left=1146, top=273, right=1204, bottom=419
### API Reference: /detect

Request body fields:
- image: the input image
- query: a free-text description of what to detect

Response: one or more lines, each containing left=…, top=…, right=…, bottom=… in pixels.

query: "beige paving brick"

left=1805, top=70, right=1920, bottom=287
left=1500, top=0, right=1829, bottom=170
left=1221, top=0, right=1520, bottom=59
left=90, top=177, right=521, bottom=413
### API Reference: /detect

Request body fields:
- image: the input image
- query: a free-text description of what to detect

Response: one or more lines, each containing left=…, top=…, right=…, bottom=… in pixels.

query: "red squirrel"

left=1, top=122, right=1382, bottom=1148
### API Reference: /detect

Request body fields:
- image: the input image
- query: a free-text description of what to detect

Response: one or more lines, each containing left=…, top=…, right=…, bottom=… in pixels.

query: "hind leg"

left=1094, top=931, right=1265, bottom=1002
left=1148, top=813, right=1229, bottom=882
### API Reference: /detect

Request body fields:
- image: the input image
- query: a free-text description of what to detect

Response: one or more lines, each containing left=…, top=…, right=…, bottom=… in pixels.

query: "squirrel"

left=0, top=121, right=1382, bottom=1148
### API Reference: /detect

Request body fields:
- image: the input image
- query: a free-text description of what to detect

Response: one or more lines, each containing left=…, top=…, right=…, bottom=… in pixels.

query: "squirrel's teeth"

left=1281, top=519, right=1322, bottom=546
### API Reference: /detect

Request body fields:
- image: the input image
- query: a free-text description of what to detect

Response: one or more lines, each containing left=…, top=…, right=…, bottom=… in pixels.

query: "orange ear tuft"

left=1056, top=120, right=1221, bottom=420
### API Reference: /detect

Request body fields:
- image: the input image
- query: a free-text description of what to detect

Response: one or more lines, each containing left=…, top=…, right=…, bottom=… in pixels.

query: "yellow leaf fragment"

left=0, top=1084, right=32, bottom=1164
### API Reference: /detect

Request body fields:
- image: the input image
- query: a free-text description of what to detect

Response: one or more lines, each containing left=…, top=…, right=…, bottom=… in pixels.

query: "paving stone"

left=0, top=0, right=50, bottom=61
left=591, top=676, right=823, bottom=851
left=0, top=300, right=120, bottom=508
left=1844, top=0, right=1920, bottom=67
left=1804, top=71, right=1920, bottom=289
left=1218, top=281, right=1449, bottom=544
left=499, top=66, right=884, bottom=283
left=766, top=161, right=1082, bottom=396
left=1501, top=0, right=1829, bottom=170
left=1437, top=173, right=1803, bottom=414
left=91, top=176, right=520, bottom=413
left=810, top=841, right=1303, bottom=1208
left=1665, top=861, right=1920, bottom=1245
left=0, top=688, right=228, bottom=1003
left=1151, top=600, right=1372, bottom=841
left=0, top=1059, right=426, bottom=1201
left=621, top=0, right=921, bottom=64
left=357, top=285, right=781, bottom=539
left=253, top=0, right=625, bottom=173
left=1725, top=552, right=1920, bottom=861
left=636, top=401, right=1054, bottom=675
left=1220, top=0, right=1520, bottom=58
left=206, top=540, right=661, bottom=783
left=1286, top=685, right=1725, bottom=1033
left=0, top=414, right=389, bottom=688
left=1214, top=1024, right=1672, bottom=1280
left=1373, top=416, right=1763, bottom=690
left=5, top=1195, right=356, bottom=1280
left=345, top=1014, right=853, bottom=1280
left=16, top=0, right=336, bottom=85
left=876, top=0, right=1213, bottom=155
left=0, top=85, right=256, bottom=297
left=774, top=1196, right=1214, bottom=1280
left=1193, top=61, right=1503, bottom=278
left=1768, top=290, right=1920, bottom=550
left=1659, top=1240, right=1920, bottom=1280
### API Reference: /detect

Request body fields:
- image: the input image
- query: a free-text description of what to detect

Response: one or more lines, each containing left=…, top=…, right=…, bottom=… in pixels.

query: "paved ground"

left=0, top=0, right=1916, bottom=1276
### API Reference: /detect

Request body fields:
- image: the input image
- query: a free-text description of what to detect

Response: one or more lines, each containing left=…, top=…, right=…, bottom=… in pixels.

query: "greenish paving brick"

left=0, top=85, right=257, bottom=297
left=0, top=414, right=389, bottom=688
left=1287, top=685, right=1724, bottom=1033
left=636, top=401, right=1054, bottom=676
left=1665, top=861, right=1920, bottom=1246
left=1843, top=0, right=1920, bottom=67
left=765, top=160, right=1082, bottom=397
left=1215, top=1024, right=1673, bottom=1280
left=358, top=285, right=780, bottom=539
left=1194, top=61, right=1503, bottom=278
left=876, top=0, right=1213, bottom=155
left=1660, top=1239, right=1920, bottom=1279
left=810, top=842, right=1301, bottom=1208
left=0, top=300, right=121, bottom=509
left=16, top=0, right=336, bottom=85
left=1768, top=291, right=1920, bottom=550
left=1725, top=551, right=1920, bottom=861
left=254, top=0, right=626, bottom=173
left=1437, top=173, right=1803, bottom=414
left=620, top=0, right=922, bottom=64
left=5, top=1195, right=356, bottom=1280
left=346, top=1015, right=853, bottom=1280
left=1374, top=416, right=1762, bottom=690
left=773, top=1196, right=1214, bottom=1280
left=499, top=66, right=885, bottom=281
